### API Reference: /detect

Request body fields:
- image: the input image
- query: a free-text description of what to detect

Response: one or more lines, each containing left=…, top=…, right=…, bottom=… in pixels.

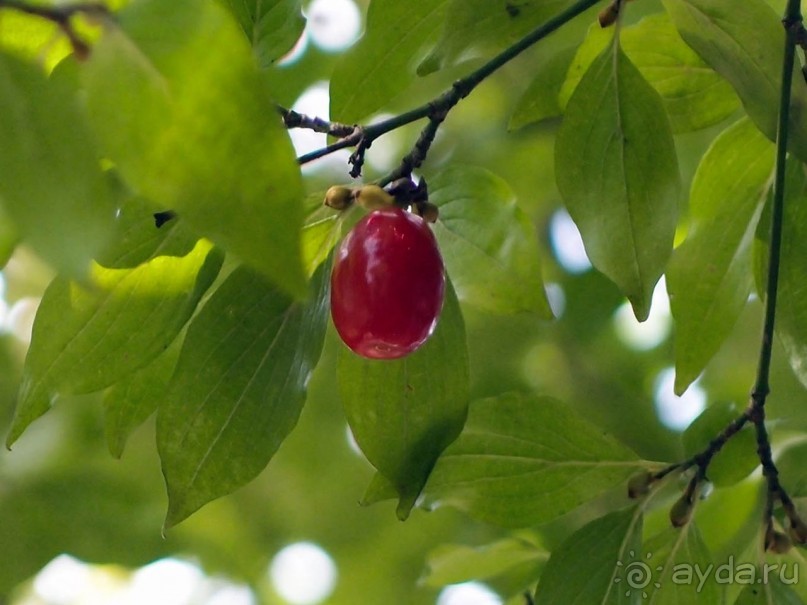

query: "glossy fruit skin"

left=330, top=207, right=445, bottom=359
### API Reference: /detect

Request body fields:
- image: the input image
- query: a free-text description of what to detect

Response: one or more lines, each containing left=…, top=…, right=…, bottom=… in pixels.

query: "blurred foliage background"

left=1, top=0, right=807, bottom=603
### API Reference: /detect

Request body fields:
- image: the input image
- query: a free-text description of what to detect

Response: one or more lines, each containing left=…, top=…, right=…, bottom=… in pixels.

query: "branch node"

left=348, top=135, right=371, bottom=178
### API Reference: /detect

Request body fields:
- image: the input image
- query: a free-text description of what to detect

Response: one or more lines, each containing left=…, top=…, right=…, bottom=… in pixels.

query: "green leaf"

left=681, top=402, right=759, bottom=487
left=534, top=507, right=642, bottom=604
left=419, top=0, right=570, bottom=75
left=663, top=0, right=807, bottom=161
left=218, top=0, right=305, bottom=68
left=96, top=196, right=197, bottom=269
left=330, top=0, right=447, bottom=123
left=621, top=14, right=739, bottom=133
left=423, top=538, right=547, bottom=599
left=7, top=240, right=223, bottom=446
left=555, top=38, right=680, bottom=321
left=104, top=340, right=181, bottom=459
left=0, top=11, right=71, bottom=71
left=0, top=467, right=166, bottom=596
left=509, top=46, right=576, bottom=130
left=423, top=538, right=546, bottom=588
left=361, top=471, right=399, bottom=506
left=644, top=523, right=719, bottom=604
left=429, top=165, right=552, bottom=316
left=301, top=201, right=343, bottom=277
left=666, top=118, right=774, bottom=394
left=0, top=51, right=114, bottom=277
left=157, top=258, right=332, bottom=528
left=736, top=578, right=805, bottom=604
left=338, top=279, right=469, bottom=520
left=0, top=204, right=18, bottom=270
left=559, top=15, right=740, bottom=133
left=773, top=440, right=807, bottom=498
left=772, top=158, right=807, bottom=389
left=82, top=0, right=307, bottom=298
left=421, top=392, right=645, bottom=528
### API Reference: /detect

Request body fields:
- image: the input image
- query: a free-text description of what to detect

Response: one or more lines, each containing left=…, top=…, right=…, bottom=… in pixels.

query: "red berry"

left=330, top=207, right=445, bottom=359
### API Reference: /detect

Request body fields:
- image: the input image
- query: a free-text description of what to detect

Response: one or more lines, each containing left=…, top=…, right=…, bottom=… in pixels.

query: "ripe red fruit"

left=330, top=207, right=445, bottom=359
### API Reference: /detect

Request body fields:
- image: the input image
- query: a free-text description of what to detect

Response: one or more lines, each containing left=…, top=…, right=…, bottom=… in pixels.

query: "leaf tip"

left=417, top=53, right=439, bottom=77
left=107, top=440, right=125, bottom=460
left=163, top=499, right=188, bottom=532
left=673, top=371, right=693, bottom=397
left=628, top=296, right=651, bottom=323
left=396, top=495, right=416, bottom=521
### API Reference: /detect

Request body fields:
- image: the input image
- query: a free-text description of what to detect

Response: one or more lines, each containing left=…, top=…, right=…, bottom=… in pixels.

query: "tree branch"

left=658, top=0, right=807, bottom=547
left=296, top=0, right=601, bottom=177
left=277, top=104, right=357, bottom=139
left=745, top=0, right=802, bottom=534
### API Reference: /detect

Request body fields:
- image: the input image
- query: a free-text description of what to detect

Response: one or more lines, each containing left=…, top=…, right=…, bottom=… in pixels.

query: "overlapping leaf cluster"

left=3, top=0, right=807, bottom=601
left=328, top=0, right=807, bottom=601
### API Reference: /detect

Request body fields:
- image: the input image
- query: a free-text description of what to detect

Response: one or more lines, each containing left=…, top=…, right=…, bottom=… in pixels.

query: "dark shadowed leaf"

left=158, top=258, right=331, bottom=528
left=338, top=280, right=469, bottom=519
left=421, top=392, right=647, bottom=527
left=555, top=38, right=680, bottom=321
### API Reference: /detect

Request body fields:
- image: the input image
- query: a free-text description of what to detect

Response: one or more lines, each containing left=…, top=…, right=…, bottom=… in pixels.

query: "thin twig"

left=747, top=0, right=803, bottom=538
left=378, top=108, right=447, bottom=187
left=277, top=105, right=357, bottom=138
left=296, top=0, right=601, bottom=175
left=651, top=410, right=750, bottom=487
